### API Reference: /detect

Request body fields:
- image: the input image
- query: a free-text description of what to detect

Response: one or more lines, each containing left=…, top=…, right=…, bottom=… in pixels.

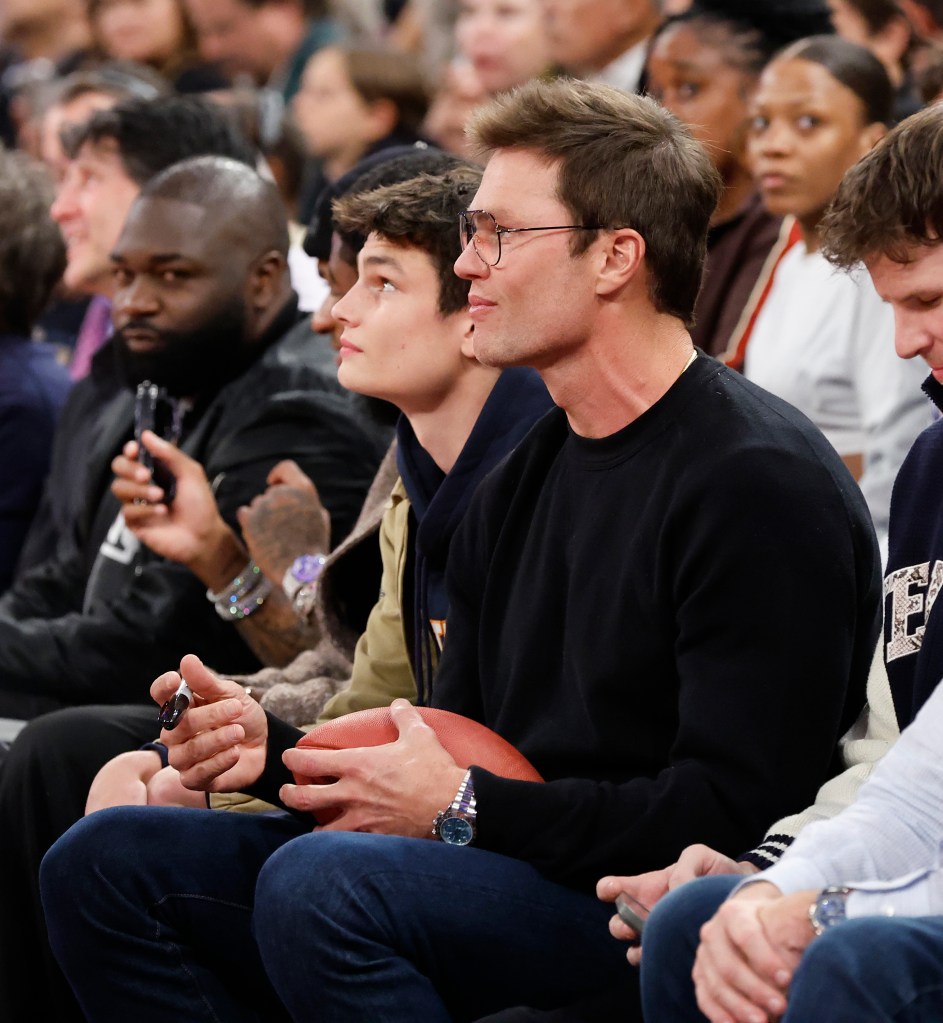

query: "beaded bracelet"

left=206, top=560, right=264, bottom=606
left=213, top=575, right=273, bottom=622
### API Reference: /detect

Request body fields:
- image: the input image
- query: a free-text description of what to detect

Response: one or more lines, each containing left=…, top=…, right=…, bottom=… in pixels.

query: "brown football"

left=293, top=706, right=543, bottom=787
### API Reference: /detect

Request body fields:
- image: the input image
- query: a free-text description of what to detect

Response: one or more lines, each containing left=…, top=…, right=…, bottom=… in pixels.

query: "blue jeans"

left=641, top=874, right=943, bottom=1022
left=41, top=806, right=637, bottom=1022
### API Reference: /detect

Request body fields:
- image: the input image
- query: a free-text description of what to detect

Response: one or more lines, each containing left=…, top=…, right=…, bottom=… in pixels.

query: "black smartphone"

left=134, top=381, right=181, bottom=504
left=615, top=892, right=650, bottom=936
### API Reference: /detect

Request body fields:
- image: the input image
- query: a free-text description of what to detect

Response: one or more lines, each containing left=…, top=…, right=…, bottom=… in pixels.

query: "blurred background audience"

left=6, top=0, right=943, bottom=576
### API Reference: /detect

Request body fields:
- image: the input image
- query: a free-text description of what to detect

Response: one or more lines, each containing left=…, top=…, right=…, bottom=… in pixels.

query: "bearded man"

left=0, top=154, right=384, bottom=721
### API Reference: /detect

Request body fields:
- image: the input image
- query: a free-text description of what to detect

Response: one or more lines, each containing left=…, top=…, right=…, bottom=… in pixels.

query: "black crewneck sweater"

left=432, top=354, right=881, bottom=890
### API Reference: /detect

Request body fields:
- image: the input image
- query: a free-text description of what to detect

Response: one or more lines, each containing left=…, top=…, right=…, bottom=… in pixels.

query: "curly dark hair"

left=332, top=164, right=482, bottom=316
left=62, top=95, right=255, bottom=186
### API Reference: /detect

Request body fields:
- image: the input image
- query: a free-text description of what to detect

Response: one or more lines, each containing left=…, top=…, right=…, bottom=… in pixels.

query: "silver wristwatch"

left=432, top=770, right=477, bottom=846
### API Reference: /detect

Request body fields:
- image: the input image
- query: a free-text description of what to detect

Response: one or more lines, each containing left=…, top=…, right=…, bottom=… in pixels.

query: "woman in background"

left=742, top=34, right=931, bottom=549
left=645, top=0, right=834, bottom=357
left=292, top=44, right=430, bottom=220
left=86, top=0, right=228, bottom=92
left=454, top=0, right=551, bottom=96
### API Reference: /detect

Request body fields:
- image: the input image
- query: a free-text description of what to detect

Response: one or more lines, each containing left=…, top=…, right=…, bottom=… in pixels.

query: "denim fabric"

left=641, top=873, right=943, bottom=1023
left=42, top=807, right=634, bottom=1021
left=641, top=873, right=739, bottom=1021
left=41, top=806, right=307, bottom=1022
left=784, top=916, right=943, bottom=1022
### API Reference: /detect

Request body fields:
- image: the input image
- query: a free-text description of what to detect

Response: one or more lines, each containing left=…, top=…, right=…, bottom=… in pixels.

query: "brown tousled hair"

left=822, top=102, right=943, bottom=267
left=466, top=77, right=722, bottom=325
left=332, top=164, right=483, bottom=316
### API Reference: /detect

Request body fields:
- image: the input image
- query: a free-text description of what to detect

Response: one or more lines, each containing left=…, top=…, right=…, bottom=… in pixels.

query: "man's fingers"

left=726, top=909, right=792, bottom=989
left=178, top=653, right=239, bottom=702
left=139, top=429, right=180, bottom=461
left=281, top=745, right=348, bottom=780
left=167, top=715, right=245, bottom=771
left=695, top=911, right=788, bottom=1022
left=279, top=779, right=336, bottom=814
left=150, top=669, right=184, bottom=706
left=112, top=450, right=150, bottom=483
left=695, top=943, right=783, bottom=1023
left=596, top=875, right=625, bottom=901
left=390, top=699, right=439, bottom=744
left=607, top=913, right=638, bottom=942
left=178, top=745, right=242, bottom=792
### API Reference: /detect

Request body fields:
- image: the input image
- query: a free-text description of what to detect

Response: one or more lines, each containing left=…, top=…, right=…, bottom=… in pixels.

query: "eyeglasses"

left=459, top=210, right=602, bottom=267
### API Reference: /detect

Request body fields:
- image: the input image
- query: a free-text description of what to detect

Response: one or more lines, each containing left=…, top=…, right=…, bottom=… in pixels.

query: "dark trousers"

left=642, top=874, right=943, bottom=1022
left=0, top=703, right=158, bottom=1023
left=41, top=808, right=641, bottom=1022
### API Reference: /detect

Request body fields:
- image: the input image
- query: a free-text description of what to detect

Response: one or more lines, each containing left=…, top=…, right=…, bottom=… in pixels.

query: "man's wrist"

left=192, top=524, right=247, bottom=589
left=808, top=885, right=853, bottom=935
left=432, top=767, right=477, bottom=845
left=734, top=880, right=783, bottom=902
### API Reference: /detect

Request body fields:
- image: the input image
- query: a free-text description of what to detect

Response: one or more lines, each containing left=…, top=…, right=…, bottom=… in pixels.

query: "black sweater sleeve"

left=239, top=712, right=307, bottom=812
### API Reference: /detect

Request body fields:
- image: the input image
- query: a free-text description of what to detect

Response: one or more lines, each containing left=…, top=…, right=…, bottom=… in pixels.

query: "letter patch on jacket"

left=885, top=560, right=943, bottom=662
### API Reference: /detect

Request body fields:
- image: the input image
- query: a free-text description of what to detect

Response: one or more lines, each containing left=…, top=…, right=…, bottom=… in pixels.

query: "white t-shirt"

left=745, top=242, right=932, bottom=543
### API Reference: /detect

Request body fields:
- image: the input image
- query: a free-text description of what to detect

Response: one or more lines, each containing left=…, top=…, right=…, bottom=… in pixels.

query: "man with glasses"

left=41, top=79, right=881, bottom=1022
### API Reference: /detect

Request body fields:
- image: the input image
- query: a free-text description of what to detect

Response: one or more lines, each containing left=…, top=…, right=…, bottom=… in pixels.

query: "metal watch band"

left=809, top=885, right=853, bottom=935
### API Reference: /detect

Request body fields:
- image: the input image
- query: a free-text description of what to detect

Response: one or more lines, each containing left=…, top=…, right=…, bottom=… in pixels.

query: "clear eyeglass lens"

left=471, top=212, right=499, bottom=265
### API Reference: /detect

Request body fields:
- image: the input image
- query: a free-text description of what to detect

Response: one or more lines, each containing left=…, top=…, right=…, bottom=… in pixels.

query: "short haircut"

left=332, top=165, right=483, bottom=317
left=774, top=35, right=893, bottom=126
left=138, top=155, right=290, bottom=258
left=822, top=102, right=943, bottom=267
left=305, top=145, right=468, bottom=260
left=0, top=147, right=67, bottom=334
left=467, top=77, right=722, bottom=325
left=62, top=95, right=256, bottom=186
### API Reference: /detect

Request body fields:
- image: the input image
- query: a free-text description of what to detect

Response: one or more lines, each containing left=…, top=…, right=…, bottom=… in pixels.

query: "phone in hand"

left=134, top=381, right=181, bottom=504
left=615, top=892, right=650, bottom=936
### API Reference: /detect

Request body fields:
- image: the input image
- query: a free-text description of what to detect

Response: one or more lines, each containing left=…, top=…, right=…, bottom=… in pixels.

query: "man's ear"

left=595, top=228, right=645, bottom=298
left=248, top=250, right=289, bottom=312
left=458, top=307, right=477, bottom=360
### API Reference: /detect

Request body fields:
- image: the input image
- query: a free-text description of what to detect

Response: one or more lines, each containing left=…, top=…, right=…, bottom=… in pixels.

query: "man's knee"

left=254, top=832, right=417, bottom=946
left=645, top=874, right=742, bottom=960
left=41, top=808, right=127, bottom=899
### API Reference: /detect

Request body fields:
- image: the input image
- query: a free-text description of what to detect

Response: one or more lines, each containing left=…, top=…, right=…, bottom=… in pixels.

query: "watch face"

left=813, top=888, right=850, bottom=932
left=439, top=815, right=474, bottom=846
left=291, top=553, right=326, bottom=583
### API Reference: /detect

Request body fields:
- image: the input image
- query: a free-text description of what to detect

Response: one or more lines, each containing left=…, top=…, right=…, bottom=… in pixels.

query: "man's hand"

left=85, top=749, right=165, bottom=815
left=152, top=653, right=269, bottom=793
left=145, top=765, right=207, bottom=808
left=237, top=460, right=331, bottom=585
left=279, top=699, right=466, bottom=838
left=598, top=844, right=758, bottom=965
left=692, top=882, right=810, bottom=1023
left=112, top=431, right=243, bottom=581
